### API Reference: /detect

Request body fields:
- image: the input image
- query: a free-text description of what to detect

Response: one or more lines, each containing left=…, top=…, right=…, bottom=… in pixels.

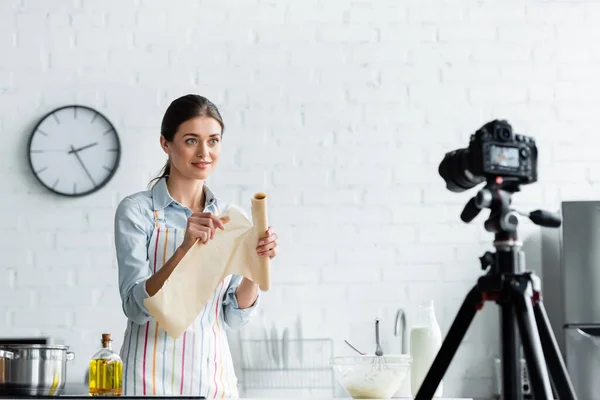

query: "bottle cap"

left=102, top=333, right=111, bottom=342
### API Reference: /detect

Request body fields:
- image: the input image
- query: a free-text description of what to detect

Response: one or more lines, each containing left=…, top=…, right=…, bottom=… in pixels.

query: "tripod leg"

left=510, top=281, right=553, bottom=400
left=533, top=296, right=578, bottom=400
left=500, top=299, right=521, bottom=400
left=414, top=285, right=482, bottom=400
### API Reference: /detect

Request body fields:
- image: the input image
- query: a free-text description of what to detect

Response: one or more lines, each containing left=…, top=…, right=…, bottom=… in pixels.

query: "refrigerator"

left=541, top=200, right=600, bottom=400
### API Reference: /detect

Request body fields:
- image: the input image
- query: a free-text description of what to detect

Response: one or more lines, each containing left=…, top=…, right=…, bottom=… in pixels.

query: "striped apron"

left=119, top=204, right=239, bottom=398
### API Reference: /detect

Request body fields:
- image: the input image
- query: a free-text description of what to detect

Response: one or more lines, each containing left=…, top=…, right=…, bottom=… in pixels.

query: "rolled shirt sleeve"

left=222, top=274, right=261, bottom=330
left=114, top=197, right=153, bottom=325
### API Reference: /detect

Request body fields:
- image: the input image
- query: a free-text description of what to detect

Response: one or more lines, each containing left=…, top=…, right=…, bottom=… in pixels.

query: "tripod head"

left=460, top=176, right=561, bottom=242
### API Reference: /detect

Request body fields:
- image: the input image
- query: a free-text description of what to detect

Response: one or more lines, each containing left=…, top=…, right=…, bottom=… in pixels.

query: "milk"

left=410, top=300, right=443, bottom=398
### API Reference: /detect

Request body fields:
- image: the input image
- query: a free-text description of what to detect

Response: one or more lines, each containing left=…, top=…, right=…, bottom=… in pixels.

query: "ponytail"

left=149, top=158, right=171, bottom=188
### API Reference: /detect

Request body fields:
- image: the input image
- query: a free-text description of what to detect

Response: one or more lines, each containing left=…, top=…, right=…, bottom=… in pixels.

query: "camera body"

left=439, top=120, right=538, bottom=193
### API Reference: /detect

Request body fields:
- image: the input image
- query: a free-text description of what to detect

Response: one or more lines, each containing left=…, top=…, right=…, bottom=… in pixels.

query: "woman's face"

left=161, top=116, right=222, bottom=181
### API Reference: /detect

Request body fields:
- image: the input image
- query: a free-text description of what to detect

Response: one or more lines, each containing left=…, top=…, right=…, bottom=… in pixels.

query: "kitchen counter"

left=0, top=397, right=474, bottom=399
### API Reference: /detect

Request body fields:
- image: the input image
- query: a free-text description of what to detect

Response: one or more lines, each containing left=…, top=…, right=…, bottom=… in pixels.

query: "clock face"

left=28, top=105, right=121, bottom=197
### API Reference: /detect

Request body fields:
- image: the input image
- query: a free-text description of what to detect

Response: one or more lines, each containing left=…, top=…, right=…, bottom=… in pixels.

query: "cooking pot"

left=0, top=344, right=75, bottom=396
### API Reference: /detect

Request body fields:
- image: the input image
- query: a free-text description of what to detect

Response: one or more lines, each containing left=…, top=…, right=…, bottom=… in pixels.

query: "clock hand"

left=70, top=145, right=96, bottom=187
left=68, top=142, right=98, bottom=154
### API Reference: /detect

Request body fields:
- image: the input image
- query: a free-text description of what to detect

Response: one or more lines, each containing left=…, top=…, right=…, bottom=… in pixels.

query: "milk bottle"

left=410, top=300, right=443, bottom=398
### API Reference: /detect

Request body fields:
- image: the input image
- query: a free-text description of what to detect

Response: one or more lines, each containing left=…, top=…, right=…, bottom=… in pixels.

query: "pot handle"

left=0, top=350, right=15, bottom=359
left=66, top=352, right=75, bottom=361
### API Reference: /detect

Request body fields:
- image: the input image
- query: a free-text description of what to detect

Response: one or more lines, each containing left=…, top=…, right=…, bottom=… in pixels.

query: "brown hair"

left=149, top=94, right=224, bottom=187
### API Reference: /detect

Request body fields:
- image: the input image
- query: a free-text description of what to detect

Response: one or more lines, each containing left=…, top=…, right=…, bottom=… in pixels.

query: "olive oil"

left=89, top=333, right=123, bottom=396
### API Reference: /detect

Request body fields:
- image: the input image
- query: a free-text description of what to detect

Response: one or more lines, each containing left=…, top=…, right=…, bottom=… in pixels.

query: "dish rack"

left=239, top=338, right=335, bottom=394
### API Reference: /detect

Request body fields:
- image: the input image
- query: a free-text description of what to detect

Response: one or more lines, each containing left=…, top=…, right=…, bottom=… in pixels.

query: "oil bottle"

left=89, top=333, right=123, bottom=396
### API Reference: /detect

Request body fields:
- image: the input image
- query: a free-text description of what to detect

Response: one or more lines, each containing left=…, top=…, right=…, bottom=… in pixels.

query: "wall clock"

left=27, top=105, right=121, bottom=197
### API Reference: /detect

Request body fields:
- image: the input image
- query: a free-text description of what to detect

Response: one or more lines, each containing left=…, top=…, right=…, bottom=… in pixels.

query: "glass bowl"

left=330, top=354, right=412, bottom=399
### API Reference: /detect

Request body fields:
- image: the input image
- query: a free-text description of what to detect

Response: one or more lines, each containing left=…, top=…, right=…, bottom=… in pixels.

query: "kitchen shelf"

left=238, top=338, right=335, bottom=394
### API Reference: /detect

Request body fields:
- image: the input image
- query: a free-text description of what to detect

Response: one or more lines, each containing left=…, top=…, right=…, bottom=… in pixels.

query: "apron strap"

left=152, top=209, right=166, bottom=229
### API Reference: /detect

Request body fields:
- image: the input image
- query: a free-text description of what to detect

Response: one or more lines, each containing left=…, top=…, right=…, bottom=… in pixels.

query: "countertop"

left=0, top=397, right=474, bottom=399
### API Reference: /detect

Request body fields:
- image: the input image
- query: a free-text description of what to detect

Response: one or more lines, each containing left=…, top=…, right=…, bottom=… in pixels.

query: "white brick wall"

left=2, top=0, right=600, bottom=398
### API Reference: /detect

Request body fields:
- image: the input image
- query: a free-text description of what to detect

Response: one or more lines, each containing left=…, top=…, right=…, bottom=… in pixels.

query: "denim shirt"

left=113, top=177, right=260, bottom=328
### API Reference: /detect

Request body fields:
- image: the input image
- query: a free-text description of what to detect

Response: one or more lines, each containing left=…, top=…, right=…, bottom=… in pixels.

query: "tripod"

left=414, top=178, right=578, bottom=400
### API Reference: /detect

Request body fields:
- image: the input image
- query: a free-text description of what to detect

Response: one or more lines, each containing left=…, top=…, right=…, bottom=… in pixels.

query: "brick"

left=284, top=1, right=345, bottom=24
left=19, top=28, right=74, bottom=49
left=501, top=65, right=557, bottom=83
left=441, top=64, right=501, bottom=83
left=55, top=232, right=112, bottom=249
left=347, top=3, right=406, bottom=23
left=396, top=244, right=456, bottom=264
left=238, top=146, right=297, bottom=167
left=335, top=245, right=395, bottom=266
left=379, top=24, right=436, bottom=42
left=13, top=308, right=71, bottom=328
left=303, top=104, right=364, bottom=129
left=363, top=186, right=422, bottom=206
left=418, top=223, right=481, bottom=244
left=73, top=307, right=126, bottom=331
left=556, top=83, right=600, bottom=101
left=526, top=3, right=586, bottom=23
left=393, top=164, right=442, bottom=184
left=21, top=210, right=87, bottom=231
left=15, top=267, right=73, bottom=288
left=37, top=287, right=97, bottom=307
left=302, top=189, right=359, bottom=206
left=499, top=25, right=555, bottom=44
left=75, top=266, right=117, bottom=287
left=346, top=282, right=410, bottom=304
left=270, top=265, right=320, bottom=284
left=0, top=269, right=16, bottom=289
left=322, top=266, right=381, bottom=283
left=407, top=44, right=470, bottom=64
left=407, top=83, right=469, bottom=107
left=469, top=85, right=529, bottom=104
left=291, top=224, right=360, bottom=245
left=438, top=25, right=497, bottom=42
left=346, top=84, right=408, bottom=104
left=466, top=4, right=526, bottom=21
left=0, top=232, right=55, bottom=250
left=356, top=225, right=418, bottom=244
left=317, top=25, right=378, bottom=44
left=0, top=289, right=36, bottom=308
left=215, top=169, right=267, bottom=186
left=351, top=43, right=407, bottom=64
left=392, top=205, right=461, bottom=224
left=272, top=167, right=329, bottom=186
left=408, top=3, right=466, bottom=22
left=382, top=264, right=443, bottom=282
left=332, top=167, right=392, bottom=186
left=273, top=244, right=336, bottom=266
left=281, top=284, right=347, bottom=304
left=70, top=11, right=106, bottom=29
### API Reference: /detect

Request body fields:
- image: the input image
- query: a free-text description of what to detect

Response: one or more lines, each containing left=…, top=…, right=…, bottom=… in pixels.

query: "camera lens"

left=438, top=148, right=485, bottom=193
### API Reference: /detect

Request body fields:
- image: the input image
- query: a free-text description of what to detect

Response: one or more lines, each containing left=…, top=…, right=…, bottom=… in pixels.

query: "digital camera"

left=438, top=119, right=538, bottom=193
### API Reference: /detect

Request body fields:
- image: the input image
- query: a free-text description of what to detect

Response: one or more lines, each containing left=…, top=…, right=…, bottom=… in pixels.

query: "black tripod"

left=414, top=179, right=578, bottom=400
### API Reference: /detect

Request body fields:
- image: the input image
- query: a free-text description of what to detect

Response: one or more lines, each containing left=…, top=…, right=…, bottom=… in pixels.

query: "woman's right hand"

left=180, top=212, right=228, bottom=252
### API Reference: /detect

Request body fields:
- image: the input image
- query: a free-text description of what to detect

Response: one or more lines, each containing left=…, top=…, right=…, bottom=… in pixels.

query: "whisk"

left=372, top=318, right=386, bottom=370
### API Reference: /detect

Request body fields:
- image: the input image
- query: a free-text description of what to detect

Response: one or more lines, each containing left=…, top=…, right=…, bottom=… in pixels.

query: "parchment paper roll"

left=143, top=193, right=271, bottom=338
left=251, top=193, right=270, bottom=291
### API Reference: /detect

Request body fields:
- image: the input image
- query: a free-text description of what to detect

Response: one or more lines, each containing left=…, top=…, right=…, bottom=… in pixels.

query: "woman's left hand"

left=256, top=226, right=278, bottom=259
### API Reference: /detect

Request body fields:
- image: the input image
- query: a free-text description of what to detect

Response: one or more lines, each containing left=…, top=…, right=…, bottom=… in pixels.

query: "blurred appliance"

left=492, top=358, right=531, bottom=399
left=541, top=200, right=600, bottom=400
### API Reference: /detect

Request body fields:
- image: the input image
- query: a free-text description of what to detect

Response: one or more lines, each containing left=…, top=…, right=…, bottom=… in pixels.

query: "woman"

left=114, top=94, right=278, bottom=398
